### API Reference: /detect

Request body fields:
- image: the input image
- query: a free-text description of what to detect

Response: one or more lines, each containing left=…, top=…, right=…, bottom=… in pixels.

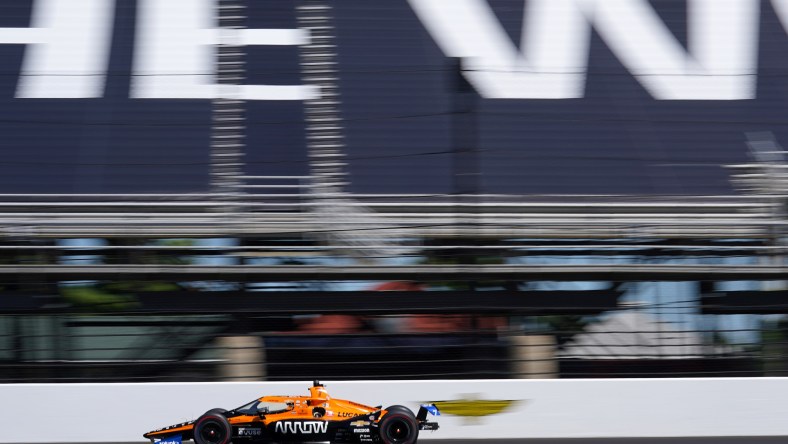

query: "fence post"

left=511, top=335, right=558, bottom=378
left=217, top=335, right=266, bottom=381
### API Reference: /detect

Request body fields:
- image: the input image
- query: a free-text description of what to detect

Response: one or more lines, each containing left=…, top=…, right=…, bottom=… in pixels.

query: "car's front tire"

left=379, top=405, right=419, bottom=444
left=193, top=411, right=232, bottom=444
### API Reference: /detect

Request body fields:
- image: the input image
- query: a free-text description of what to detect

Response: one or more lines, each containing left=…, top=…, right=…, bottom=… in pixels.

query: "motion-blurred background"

left=2, top=0, right=788, bottom=383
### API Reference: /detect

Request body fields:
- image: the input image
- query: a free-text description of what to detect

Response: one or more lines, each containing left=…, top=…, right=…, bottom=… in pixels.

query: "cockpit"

left=234, top=399, right=294, bottom=415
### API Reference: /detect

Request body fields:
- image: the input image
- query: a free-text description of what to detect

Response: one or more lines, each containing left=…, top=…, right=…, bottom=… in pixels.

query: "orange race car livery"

left=144, top=381, right=439, bottom=444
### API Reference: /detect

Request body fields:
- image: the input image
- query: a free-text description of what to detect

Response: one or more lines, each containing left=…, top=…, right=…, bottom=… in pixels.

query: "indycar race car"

left=144, top=381, right=440, bottom=444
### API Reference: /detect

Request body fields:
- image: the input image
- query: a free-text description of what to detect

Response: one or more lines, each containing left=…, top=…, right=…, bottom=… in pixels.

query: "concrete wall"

left=1, top=378, right=787, bottom=443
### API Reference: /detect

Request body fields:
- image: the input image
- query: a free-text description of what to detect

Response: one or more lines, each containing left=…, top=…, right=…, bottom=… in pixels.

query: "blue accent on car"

left=155, top=434, right=182, bottom=444
left=421, top=404, right=440, bottom=416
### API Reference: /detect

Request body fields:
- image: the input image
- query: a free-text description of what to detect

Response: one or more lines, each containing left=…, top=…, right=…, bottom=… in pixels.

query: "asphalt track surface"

left=437, top=440, right=788, bottom=444
left=59, top=438, right=788, bottom=444
left=434, top=440, right=788, bottom=444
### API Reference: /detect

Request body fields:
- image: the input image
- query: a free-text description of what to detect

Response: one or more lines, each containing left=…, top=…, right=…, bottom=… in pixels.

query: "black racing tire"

left=379, top=405, right=419, bottom=444
left=193, top=411, right=232, bottom=444
left=206, top=408, right=227, bottom=415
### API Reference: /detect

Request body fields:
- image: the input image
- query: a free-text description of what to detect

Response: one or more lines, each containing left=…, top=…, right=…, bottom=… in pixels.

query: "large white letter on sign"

left=408, top=0, right=590, bottom=99
left=409, top=0, right=760, bottom=100
left=132, top=0, right=316, bottom=100
left=587, top=0, right=759, bottom=100
left=7, top=0, right=115, bottom=98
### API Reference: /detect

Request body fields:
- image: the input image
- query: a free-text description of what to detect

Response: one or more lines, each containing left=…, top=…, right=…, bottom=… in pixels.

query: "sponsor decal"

left=429, top=396, right=522, bottom=424
left=353, top=428, right=370, bottom=433
left=155, top=434, right=182, bottom=444
left=349, top=420, right=370, bottom=427
left=421, top=404, right=440, bottom=416
left=238, top=428, right=262, bottom=436
left=338, top=412, right=360, bottom=418
left=274, top=420, right=328, bottom=435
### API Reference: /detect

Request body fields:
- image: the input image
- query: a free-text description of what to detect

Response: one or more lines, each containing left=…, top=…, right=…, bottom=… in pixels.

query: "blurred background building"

left=1, top=0, right=788, bottom=381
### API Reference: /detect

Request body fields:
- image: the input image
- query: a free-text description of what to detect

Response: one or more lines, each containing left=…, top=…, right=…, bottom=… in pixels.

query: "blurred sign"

left=410, top=0, right=763, bottom=100
left=0, top=0, right=785, bottom=195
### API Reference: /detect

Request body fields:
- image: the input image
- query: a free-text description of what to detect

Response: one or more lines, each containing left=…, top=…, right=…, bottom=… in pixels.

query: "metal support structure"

left=295, top=1, right=410, bottom=259
left=297, top=0, right=348, bottom=195
left=450, top=58, right=480, bottom=206
left=210, top=0, right=246, bottom=205
left=727, top=132, right=788, bottom=290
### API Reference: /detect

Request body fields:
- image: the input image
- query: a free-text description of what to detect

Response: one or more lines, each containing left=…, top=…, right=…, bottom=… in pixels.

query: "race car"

left=144, top=381, right=439, bottom=444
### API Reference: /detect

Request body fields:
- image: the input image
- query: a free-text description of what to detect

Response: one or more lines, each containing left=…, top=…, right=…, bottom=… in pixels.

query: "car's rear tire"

left=379, top=405, right=419, bottom=444
left=194, top=411, right=232, bottom=444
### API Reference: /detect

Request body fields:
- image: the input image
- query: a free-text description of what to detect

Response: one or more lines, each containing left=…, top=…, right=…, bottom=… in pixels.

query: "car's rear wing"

left=417, top=403, right=440, bottom=421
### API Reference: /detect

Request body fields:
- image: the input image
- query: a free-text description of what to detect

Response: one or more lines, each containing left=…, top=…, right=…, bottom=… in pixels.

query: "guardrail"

left=0, top=263, right=782, bottom=280
left=0, top=191, right=774, bottom=239
left=1, top=379, right=787, bottom=442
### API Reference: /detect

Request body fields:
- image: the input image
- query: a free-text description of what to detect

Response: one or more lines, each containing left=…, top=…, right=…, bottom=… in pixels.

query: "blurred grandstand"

left=2, top=0, right=788, bottom=381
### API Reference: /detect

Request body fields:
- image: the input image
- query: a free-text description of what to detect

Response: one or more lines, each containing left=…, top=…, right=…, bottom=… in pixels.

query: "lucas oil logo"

left=274, top=420, right=328, bottom=434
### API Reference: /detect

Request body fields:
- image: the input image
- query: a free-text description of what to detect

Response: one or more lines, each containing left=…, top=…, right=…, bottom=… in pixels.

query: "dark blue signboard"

left=335, top=0, right=788, bottom=195
left=0, top=0, right=785, bottom=196
left=0, top=1, right=209, bottom=193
